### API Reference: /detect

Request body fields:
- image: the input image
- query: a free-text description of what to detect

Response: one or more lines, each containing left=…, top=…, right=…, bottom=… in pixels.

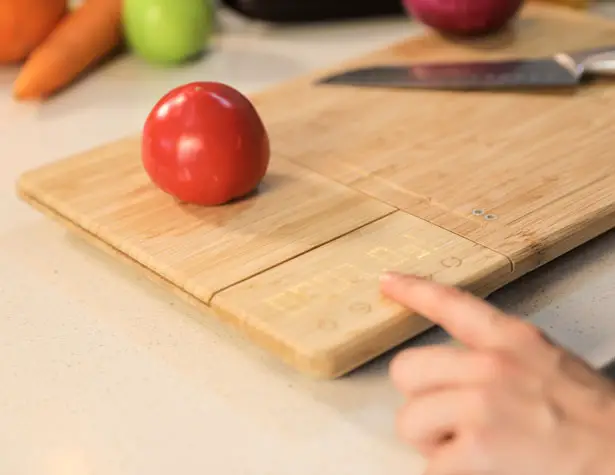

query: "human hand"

left=380, top=272, right=615, bottom=475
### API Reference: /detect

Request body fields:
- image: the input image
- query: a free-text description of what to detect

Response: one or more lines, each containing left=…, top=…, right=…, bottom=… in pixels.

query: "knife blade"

left=316, top=45, right=615, bottom=91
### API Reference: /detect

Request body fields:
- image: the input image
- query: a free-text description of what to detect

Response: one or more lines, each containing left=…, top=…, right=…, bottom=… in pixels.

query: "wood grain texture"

left=252, top=2, right=615, bottom=275
left=17, top=136, right=394, bottom=303
left=212, top=212, right=510, bottom=378
left=15, top=2, right=615, bottom=378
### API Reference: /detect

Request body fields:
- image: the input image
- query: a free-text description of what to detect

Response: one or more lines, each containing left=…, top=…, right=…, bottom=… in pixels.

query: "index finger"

left=380, top=272, right=536, bottom=350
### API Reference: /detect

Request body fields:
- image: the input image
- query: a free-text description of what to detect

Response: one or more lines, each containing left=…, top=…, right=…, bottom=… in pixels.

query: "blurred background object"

left=122, top=0, right=214, bottom=65
left=220, top=0, right=405, bottom=22
left=0, top=0, right=604, bottom=102
left=0, top=0, right=67, bottom=63
left=401, top=0, right=524, bottom=36
left=11, top=0, right=123, bottom=100
left=220, top=0, right=594, bottom=23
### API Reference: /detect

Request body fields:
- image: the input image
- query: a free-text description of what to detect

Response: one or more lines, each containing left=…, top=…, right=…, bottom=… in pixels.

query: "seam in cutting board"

left=17, top=149, right=516, bottom=314
left=274, top=155, right=517, bottom=273
left=19, top=186, right=398, bottom=308
left=206, top=209, right=399, bottom=305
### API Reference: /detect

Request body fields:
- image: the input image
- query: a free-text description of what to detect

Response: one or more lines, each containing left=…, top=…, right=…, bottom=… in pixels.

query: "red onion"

left=402, top=0, right=525, bottom=36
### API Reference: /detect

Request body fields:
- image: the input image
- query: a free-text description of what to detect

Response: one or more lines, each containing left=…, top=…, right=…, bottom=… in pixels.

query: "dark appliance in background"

left=220, top=0, right=406, bottom=23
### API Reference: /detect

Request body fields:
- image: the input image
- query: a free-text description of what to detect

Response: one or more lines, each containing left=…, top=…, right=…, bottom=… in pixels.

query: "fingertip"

left=380, top=271, right=421, bottom=288
left=380, top=271, right=402, bottom=284
left=380, top=271, right=432, bottom=309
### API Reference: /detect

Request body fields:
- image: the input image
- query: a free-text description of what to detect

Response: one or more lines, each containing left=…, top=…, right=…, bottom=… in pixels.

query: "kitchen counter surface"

left=2, top=4, right=615, bottom=475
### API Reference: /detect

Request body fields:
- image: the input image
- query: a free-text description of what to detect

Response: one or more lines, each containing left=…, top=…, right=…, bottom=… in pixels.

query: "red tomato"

left=141, top=81, right=270, bottom=206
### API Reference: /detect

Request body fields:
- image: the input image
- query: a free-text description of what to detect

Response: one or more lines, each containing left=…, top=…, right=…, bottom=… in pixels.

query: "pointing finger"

left=380, top=272, right=542, bottom=351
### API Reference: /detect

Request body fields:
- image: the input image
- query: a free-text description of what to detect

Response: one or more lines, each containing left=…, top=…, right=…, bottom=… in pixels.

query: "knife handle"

left=583, top=51, right=615, bottom=76
left=568, top=45, right=615, bottom=63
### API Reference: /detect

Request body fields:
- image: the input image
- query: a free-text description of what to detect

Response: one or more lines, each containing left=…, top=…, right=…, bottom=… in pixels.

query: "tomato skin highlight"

left=142, top=81, right=270, bottom=206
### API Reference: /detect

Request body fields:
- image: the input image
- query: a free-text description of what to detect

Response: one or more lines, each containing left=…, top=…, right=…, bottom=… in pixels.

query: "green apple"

left=123, top=0, right=214, bottom=65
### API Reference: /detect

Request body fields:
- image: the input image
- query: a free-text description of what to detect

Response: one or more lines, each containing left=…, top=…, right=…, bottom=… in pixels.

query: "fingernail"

left=380, top=272, right=417, bottom=283
left=380, top=271, right=400, bottom=283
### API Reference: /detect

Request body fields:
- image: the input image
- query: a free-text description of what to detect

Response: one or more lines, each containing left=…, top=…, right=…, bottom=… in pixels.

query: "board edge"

left=15, top=175, right=400, bottom=380
left=16, top=177, right=509, bottom=379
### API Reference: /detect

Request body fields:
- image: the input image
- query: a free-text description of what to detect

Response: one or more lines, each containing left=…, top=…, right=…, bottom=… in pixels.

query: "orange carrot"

left=13, top=0, right=123, bottom=100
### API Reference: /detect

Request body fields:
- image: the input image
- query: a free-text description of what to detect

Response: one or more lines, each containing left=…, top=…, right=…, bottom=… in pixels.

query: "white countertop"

left=2, top=5, right=615, bottom=475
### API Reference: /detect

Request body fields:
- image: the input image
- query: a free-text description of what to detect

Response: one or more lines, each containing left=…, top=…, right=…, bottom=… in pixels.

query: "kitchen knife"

left=316, top=45, right=615, bottom=90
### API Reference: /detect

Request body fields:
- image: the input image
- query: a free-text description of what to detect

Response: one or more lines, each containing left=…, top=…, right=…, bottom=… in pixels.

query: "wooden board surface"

left=17, top=3, right=615, bottom=378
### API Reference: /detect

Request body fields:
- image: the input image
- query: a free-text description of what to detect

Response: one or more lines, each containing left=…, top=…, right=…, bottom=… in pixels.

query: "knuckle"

left=549, top=345, right=569, bottom=369
left=475, top=351, right=511, bottom=381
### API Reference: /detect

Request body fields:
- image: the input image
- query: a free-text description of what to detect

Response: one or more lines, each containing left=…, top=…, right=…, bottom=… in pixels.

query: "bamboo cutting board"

left=17, top=3, right=615, bottom=379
